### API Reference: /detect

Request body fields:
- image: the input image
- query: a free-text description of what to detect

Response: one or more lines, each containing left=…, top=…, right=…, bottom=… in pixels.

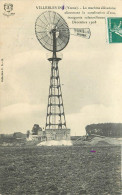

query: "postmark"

left=107, top=17, right=122, bottom=43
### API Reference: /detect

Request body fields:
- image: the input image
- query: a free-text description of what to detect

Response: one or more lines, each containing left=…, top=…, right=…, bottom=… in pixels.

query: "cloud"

left=67, top=104, right=122, bottom=136
left=0, top=22, right=122, bottom=135
left=0, top=103, right=46, bottom=120
left=0, top=102, right=122, bottom=135
left=0, top=50, right=49, bottom=108
left=0, top=49, right=122, bottom=135
left=0, top=103, right=46, bottom=134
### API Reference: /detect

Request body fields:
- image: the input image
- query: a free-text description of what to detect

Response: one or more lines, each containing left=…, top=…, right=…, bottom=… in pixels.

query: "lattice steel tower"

left=46, top=51, right=67, bottom=130
left=35, top=11, right=71, bottom=140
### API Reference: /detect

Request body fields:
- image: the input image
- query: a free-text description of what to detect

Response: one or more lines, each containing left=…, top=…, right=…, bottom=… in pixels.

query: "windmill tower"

left=35, top=11, right=71, bottom=141
left=35, top=11, right=91, bottom=141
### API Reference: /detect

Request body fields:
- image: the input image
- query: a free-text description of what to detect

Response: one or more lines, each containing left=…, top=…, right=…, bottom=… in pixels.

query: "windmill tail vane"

left=70, top=28, right=91, bottom=39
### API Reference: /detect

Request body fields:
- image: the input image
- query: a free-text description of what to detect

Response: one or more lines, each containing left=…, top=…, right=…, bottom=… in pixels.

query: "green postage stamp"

left=107, top=17, right=122, bottom=43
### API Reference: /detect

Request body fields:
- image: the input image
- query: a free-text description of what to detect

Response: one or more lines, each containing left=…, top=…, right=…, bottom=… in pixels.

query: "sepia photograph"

left=0, top=0, right=122, bottom=194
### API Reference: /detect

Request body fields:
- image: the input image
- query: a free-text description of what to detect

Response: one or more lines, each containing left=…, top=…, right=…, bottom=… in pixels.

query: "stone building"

left=27, top=124, right=71, bottom=142
left=45, top=129, right=70, bottom=141
left=27, top=124, right=46, bottom=141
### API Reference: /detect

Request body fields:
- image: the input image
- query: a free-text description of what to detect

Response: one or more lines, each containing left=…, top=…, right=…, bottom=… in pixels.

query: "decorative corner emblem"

left=3, top=3, right=15, bottom=17
left=4, top=3, right=13, bottom=12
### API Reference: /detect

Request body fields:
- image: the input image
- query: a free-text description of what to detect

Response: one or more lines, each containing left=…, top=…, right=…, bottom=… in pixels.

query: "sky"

left=0, top=0, right=122, bottom=135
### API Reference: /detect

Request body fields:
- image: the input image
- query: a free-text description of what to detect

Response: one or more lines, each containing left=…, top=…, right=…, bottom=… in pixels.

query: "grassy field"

left=0, top=146, right=121, bottom=195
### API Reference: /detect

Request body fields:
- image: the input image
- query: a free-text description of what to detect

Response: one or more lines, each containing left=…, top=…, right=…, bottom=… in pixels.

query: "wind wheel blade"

left=70, top=28, right=91, bottom=39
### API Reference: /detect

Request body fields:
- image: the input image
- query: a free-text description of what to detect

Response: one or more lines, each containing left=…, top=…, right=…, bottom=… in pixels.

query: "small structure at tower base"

left=27, top=124, right=46, bottom=142
left=45, top=129, right=70, bottom=141
left=27, top=124, right=71, bottom=143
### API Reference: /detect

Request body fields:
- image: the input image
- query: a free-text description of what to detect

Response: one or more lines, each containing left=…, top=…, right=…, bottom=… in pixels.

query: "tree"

left=27, top=130, right=30, bottom=138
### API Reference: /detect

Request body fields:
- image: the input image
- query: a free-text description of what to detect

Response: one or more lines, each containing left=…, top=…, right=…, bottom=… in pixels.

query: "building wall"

left=28, top=134, right=46, bottom=142
left=45, top=129, right=70, bottom=141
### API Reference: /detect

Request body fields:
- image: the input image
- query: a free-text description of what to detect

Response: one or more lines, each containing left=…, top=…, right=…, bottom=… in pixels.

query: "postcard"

left=0, top=0, right=121, bottom=194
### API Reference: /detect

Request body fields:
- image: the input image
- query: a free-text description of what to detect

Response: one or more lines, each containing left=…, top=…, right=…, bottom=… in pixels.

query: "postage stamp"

left=107, top=17, right=122, bottom=43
